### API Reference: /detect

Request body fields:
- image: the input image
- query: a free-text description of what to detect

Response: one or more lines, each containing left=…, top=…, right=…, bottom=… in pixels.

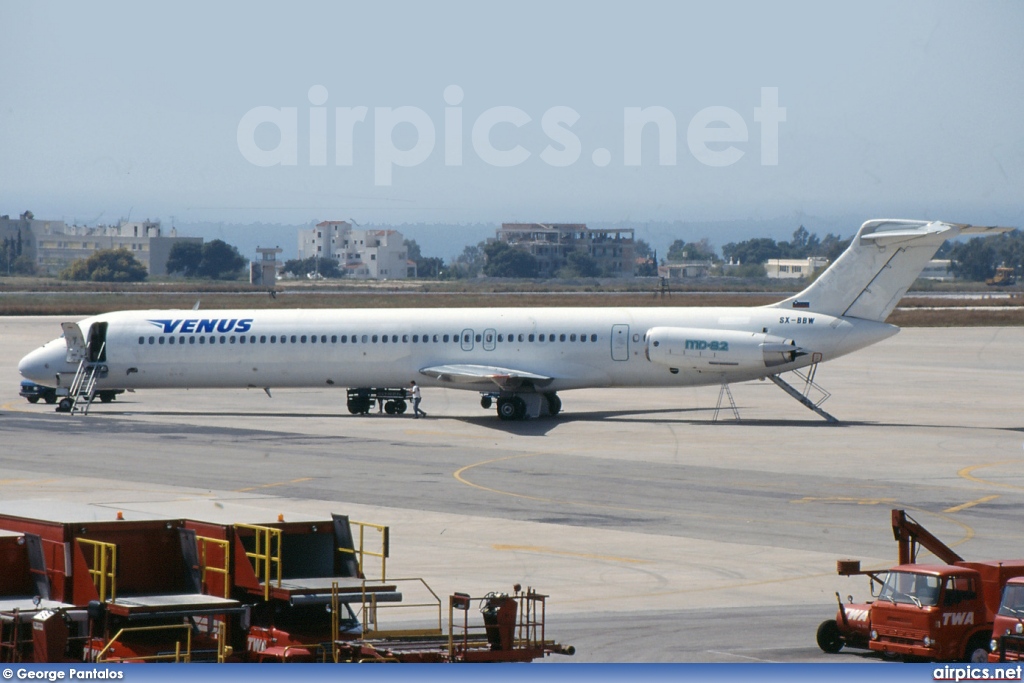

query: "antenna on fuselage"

left=192, top=300, right=200, bottom=310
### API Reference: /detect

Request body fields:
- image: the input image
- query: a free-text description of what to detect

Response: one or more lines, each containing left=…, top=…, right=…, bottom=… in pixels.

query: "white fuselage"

left=18, top=306, right=898, bottom=393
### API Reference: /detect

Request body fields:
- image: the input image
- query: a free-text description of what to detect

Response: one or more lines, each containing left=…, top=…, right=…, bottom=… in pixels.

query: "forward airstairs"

left=60, top=342, right=106, bottom=415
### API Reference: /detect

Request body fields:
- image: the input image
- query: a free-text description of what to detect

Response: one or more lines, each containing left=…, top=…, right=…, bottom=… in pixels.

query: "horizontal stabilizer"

left=419, top=363, right=553, bottom=389
left=772, top=219, right=1014, bottom=322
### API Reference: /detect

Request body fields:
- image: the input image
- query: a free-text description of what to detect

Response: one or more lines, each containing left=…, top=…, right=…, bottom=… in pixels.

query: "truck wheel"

left=44, top=394, right=57, bottom=404
left=965, top=634, right=989, bottom=663
left=816, top=619, right=843, bottom=653
left=27, top=397, right=39, bottom=404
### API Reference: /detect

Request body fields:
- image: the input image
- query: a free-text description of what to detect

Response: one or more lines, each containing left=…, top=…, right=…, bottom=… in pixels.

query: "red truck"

left=819, top=510, right=1024, bottom=662
left=989, top=576, right=1024, bottom=662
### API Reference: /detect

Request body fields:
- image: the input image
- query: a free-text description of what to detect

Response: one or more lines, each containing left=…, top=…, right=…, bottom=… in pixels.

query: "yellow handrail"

left=346, top=521, right=389, bottom=581
left=234, top=524, right=282, bottom=600
left=77, top=538, right=117, bottom=602
left=195, top=535, right=231, bottom=598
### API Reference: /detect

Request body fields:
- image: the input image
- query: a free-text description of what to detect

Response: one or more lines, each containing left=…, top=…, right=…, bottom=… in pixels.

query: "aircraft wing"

left=419, top=364, right=553, bottom=389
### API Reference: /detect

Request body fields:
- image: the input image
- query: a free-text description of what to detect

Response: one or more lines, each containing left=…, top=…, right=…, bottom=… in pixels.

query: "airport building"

left=496, top=223, right=636, bottom=278
left=0, top=212, right=199, bottom=276
left=765, top=257, right=830, bottom=279
left=298, top=221, right=416, bottom=279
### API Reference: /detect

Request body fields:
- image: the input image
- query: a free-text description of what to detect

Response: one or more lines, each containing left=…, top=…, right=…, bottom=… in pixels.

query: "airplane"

left=17, top=219, right=1009, bottom=421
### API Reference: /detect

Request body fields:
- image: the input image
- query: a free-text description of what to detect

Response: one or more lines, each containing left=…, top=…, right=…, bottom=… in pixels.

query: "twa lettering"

left=941, top=611, right=975, bottom=626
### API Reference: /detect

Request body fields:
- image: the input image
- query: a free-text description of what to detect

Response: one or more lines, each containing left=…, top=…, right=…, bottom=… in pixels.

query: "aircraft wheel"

left=496, top=397, right=517, bottom=421
left=545, top=393, right=561, bottom=416
left=99, top=391, right=115, bottom=403
left=511, top=397, right=527, bottom=420
left=57, top=398, right=73, bottom=413
left=480, top=396, right=492, bottom=409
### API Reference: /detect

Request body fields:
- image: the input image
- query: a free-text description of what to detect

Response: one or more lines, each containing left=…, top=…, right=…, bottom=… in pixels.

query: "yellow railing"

left=346, top=521, right=389, bottom=581
left=77, top=538, right=117, bottom=602
left=234, top=524, right=282, bottom=600
left=331, top=577, right=443, bottom=662
left=94, top=624, right=193, bottom=663
left=195, top=535, right=232, bottom=598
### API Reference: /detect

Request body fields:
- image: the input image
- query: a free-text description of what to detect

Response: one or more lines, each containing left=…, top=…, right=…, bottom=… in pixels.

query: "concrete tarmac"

left=2, top=316, right=1023, bottom=662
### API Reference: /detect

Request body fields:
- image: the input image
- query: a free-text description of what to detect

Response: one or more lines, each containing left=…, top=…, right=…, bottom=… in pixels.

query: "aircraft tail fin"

left=772, top=220, right=1012, bottom=322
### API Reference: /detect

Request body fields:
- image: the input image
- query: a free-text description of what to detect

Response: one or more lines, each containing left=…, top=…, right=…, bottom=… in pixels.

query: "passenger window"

left=570, top=333, right=576, bottom=341
left=138, top=336, right=144, bottom=344
left=474, top=334, right=481, bottom=342
left=591, top=334, right=597, bottom=342
left=413, top=335, right=419, bottom=342
left=148, top=336, right=155, bottom=344
left=443, top=334, right=450, bottom=342
left=169, top=337, right=175, bottom=345
left=560, top=334, right=566, bottom=342
left=199, top=337, right=205, bottom=344
left=189, top=336, right=195, bottom=344
left=403, top=335, right=408, bottom=343
left=309, top=335, right=315, bottom=343
left=260, top=336, right=267, bottom=343
left=518, top=334, right=524, bottom=342
left=158, top=337, right=165, bottom=345
left=382, top=336, right=388, bottom=344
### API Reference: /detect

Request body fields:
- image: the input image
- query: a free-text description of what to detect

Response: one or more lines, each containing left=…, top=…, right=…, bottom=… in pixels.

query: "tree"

left=483, top=241, right=539, bottom=278
left=282, top=256, right=341, bottom=279
left=417, top=256, right=445, bottom=279
left=558, top=250, right=601, bottom=278
left=949, top=237, right=998, bottom=281
left=667, top=238, right=717, bottom=262
left=197, top=239, right=246, bottom=280
left=166, top=241, right=203, bottom=277
left=633, top=239, right=653, bottom=259
left=59, top=248, right=147, bottom=282
left=722, top=238, right=782, bottom=265
left=452, top=243, right=486, bottom=278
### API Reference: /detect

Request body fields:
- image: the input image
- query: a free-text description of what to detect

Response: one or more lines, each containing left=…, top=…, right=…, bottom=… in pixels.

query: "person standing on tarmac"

left=410, top=380, right=426, bottom=418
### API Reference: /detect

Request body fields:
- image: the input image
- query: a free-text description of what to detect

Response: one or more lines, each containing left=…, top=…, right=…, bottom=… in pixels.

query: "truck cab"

left=989, top=577, right=1024, bottom=662
left=869, top=562, right=1024, bottom=662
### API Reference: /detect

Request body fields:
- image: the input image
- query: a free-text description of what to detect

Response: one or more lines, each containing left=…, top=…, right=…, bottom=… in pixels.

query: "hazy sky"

left=2, top=1, right=1022, bottom=240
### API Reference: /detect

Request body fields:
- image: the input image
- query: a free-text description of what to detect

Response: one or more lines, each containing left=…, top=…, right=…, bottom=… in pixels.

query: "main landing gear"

left=485, top=392, right=561, bottom=421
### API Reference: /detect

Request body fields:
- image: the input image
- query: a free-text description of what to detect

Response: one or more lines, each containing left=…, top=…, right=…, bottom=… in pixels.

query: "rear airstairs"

left=714, top=359, right=838, bottom=423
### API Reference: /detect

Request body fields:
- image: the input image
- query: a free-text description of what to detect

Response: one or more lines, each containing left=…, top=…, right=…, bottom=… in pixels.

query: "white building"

left=298, top=221, right=416, bottom=279
left=765, top=257, right=829, bottom=279
left=919, top=259, right=954, bottom=281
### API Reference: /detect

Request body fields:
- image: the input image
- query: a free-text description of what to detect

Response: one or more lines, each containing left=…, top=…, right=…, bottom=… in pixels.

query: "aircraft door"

left=611, top=324, right=629, bottom=361
left=87, top=322, right=108, bottom=362
left=461, top=328, right=474, bottom=351
left=483, top=328, right=496, bottom=351
left=61, top=322, right=88, bottom=363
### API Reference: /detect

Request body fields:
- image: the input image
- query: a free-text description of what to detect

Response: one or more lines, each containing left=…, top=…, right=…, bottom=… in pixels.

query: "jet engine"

left=644, top=327, right=803, bottom=370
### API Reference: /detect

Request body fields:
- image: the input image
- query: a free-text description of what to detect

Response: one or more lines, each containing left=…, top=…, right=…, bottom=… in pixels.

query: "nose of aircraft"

left=18, top=342, right=65, bottom=385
